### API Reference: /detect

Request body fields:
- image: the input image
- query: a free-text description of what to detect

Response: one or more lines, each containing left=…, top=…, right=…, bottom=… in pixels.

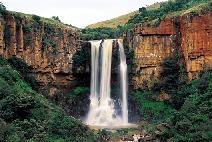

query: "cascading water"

left=86, top=39, right=129, bottom=127
left=118, top=39, right=128, bottom=124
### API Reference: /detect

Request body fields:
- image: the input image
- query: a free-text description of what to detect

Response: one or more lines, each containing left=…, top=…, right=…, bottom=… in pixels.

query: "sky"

left=1, top=0, right=166, bottom=28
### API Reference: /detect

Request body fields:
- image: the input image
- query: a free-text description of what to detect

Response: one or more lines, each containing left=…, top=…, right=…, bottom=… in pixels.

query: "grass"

left=131, top=91, right=175, bottom=123
left=86, top=11, right=138, bottom=29
left=85, top=2, right=162, bottom=29
left=10, top=11, right=75, bottom=29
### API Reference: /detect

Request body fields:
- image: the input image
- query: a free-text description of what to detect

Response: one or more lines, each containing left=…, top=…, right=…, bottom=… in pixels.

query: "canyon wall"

left=180, top=12, right=212, bottom=80
left=0, top=10, right=212, bottom=93
left=0, top=12, right=82, bottom=95
left=125, top=11, right=212, bottom=89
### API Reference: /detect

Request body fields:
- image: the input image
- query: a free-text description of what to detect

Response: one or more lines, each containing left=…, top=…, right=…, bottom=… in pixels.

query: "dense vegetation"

left=131, top=55, right=212, bottom=141
left=132, top=73, right=212, bottom=141
left=128, top=0, right=212, bottom=24
left=0, top=56, right=103, bottom=142
left=81, top=24, right=133, bottom=40
left=163, top=72, right=212, bottom=141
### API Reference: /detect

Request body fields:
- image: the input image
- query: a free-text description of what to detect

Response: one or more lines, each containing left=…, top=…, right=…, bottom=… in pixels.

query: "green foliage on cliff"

left=10, top=11, right=75, bottom=30
left=51, top=16, right=61, bottom=22
left=128, top=0, right=212, bottom=25
left=72, top=44, right=91, bottom=73
left=133, top=71, right=212, bottom=141
left=161, top=71, right=212, bottom=142
left=153, top=53, right=181, bottom=93
left=0, top=56, right=100, bottom=142
left=0, top=2, right=6, bottom=13
left=131, top=50, right=211, bottom=141
left=8, top=57, right=38, bottom=90
left=64, top=87, right=90, bottom=117
left=152, top=52, right=189, bottom=109
left=131, top=91, right=174, bottom=122
left=82, top=0, right=212, bottom=40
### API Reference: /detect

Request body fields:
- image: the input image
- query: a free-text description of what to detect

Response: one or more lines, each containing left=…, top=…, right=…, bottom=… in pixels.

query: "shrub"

left=128, top=0, right=212, bottom=25
left=0, top=77, right=12, bottom=100
left=0, top=2, right=6, bottom=14
left=0, top=56, right=8, bottom=66
left=8, top=56, right=29, bottom=74
left=81, top=27, right=115, bottom=40
left=0, top=92, right=38, bottom=121
left=54, top=87, right=90, bottom=118
left=162, top=71, right=212, bottom=141
left=4, top=25, right=11, bottom=46
left=51, top=16, right=61, bottom=22
left=0, top=118, right=12, bottom=142
left=0, top=66, right=20, bottom=85
left=47, top=110, right=96, bottom=142
left=72, top=46, right=91, bottom=73
left=153, top=53, right=181, bottom=93
left=32, top=15, right=41, bottom=23
left=23, top=24, right=31, bottom=33
left=41, top=35, right=57, bottom=54
left=32, top=15, right=41, bottom=32
left=131, top=91, right=174, bottom=122
left=0, top=56, right=99, bottom=141
left=8, top=57, right=38, bottom=90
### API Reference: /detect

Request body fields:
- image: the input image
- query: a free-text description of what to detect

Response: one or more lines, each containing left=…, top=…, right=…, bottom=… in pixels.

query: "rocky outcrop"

left=125, top=11, right=212, bottom=89
left=180, top=12, right=212, bottom=80
left=0, top=12, right=81, bottom=94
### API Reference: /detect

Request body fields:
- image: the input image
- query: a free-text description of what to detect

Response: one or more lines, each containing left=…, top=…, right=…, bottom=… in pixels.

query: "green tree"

left=0, top=2, right=6, bottom=12
left=51, top=16, right=61, bottom=22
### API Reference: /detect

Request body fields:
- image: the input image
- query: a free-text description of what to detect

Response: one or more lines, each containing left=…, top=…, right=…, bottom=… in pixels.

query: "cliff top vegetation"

left=82, top=0, right=212, bottom=41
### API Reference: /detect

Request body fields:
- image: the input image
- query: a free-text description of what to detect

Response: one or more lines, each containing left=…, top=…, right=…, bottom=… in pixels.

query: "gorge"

left=0, top=0, right=212, bottom=141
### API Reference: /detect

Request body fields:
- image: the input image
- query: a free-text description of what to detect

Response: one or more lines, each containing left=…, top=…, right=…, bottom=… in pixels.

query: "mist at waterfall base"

left=85, top=39, right=134, bottom=128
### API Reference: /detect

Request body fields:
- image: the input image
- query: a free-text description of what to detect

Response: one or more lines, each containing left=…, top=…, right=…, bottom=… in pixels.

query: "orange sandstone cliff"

left=125, top=11, right=212, bottom=89
left=0, top=12, right=81, bottom=95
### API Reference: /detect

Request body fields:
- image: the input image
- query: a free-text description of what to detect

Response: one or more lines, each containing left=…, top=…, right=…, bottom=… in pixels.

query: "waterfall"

left=86, top=39, right=129, bottom=127
left=118, top=39, right=128, bottom=124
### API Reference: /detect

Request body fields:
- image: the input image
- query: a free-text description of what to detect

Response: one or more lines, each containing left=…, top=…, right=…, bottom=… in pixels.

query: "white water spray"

left=86, top=39, right=129, bottom=127
left=118, top=39, right=128, bottom=124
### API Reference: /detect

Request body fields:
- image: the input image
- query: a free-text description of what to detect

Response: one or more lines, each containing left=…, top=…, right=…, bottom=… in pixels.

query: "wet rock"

left=121, top=135, right=134, bottom=141
left=133, top=134, right=141, bottom=142
left=138, top=121, right=149, bottom=129
left=143, top=135, right=156, bottom=141
left=156, top=123, right=169, bottom=132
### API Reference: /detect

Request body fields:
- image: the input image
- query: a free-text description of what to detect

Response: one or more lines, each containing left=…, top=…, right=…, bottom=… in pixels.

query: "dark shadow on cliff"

left=8, top=56, right=38, bottom=91
left=152, top=50, right=188, bottom=110
left=122, top=36, right=141, bottom=122
left=72, top=42, right=91, bottom=86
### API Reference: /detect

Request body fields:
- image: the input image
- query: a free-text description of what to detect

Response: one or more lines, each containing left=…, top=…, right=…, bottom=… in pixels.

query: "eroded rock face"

left=180, top=12, right=212, bottom=80
left=125, top=18, right=178, bottom=89
left=1, top=11, right=212, bottom=94
left=126, top=12, right=212, bottom=89
left=0, top=12, right=81, bottom=94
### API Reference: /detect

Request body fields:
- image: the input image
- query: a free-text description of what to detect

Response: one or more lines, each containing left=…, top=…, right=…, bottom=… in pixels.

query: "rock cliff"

left=125, top=11, right=212, bottom=89
left=0, top=11, right=81, bottom=94
left=1, top=10, right=212, bottom=93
